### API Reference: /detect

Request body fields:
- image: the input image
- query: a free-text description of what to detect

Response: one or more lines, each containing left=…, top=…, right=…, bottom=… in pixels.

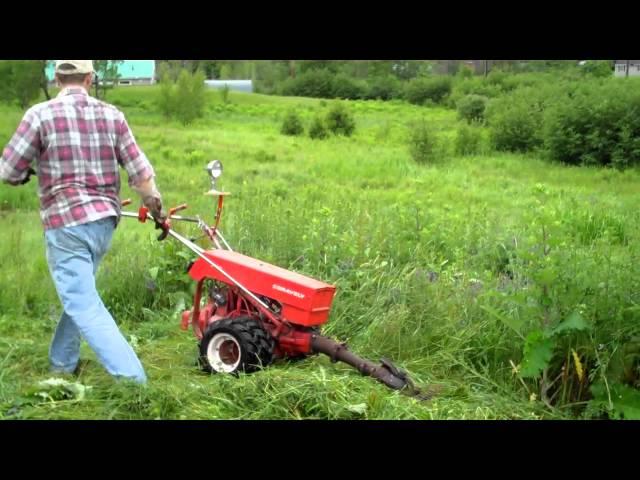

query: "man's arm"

left=0, top=109, right=41, bottom=185
left=116, top=112, right=166, bottom=221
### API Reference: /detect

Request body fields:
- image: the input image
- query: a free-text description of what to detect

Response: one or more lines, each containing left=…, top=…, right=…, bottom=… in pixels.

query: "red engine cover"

left=188, top=250, right=336, bottom=327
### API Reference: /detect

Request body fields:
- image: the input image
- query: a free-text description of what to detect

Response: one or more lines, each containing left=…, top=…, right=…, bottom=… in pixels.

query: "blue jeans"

left=44, top=217, right=147, bottom=383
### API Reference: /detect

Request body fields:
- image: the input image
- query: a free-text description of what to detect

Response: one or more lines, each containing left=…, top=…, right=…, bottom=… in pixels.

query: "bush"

left=220, top=84, right=230, bottom=104
left=455, top=123, right=485, bottom=156
left=485, top=85, right=564, bottom=153
left=405, top=76, right=452, bottom=105
left=279, top=69, right=335, bottom=98
left=487, top=98, right=543, bottom=152
left=157, top=73, right=175, bottom=118
left=156, top=69, right=207, bottom=125
left=309, top=115, right=329, bottom=139
left=580, top=60, right=613, bottom=78
left=457, top=67, right=474, bottom=79
left=457, top=94, right=488, bottom=123
left=325, top=103, right=355, bottom=136
left=485, top=70, right=509, bottom=88
left=175, top=70, right=206, bottom=125
left=280, top=109, right=304, bottom=136
left=332, top=73, right=368, bottom=100
left=450, top=77, right=503, bottom=107
left=544, top=79, right=640, bottom=168
left=408, top=118, right=439, bottom=164
left=366, top=75, right=402, bottom=100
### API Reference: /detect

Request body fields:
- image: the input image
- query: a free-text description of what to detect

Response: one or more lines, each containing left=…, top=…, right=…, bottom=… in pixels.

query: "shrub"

left=157, top=73, right=175, bottom=118
left=580, top=60, right=613, bottom=78
left=332, top=73, right=368, bottom=100
left=309, top=115, right=329, bottom=139
left=544, top=79, right=640, bottom=168
left=456, top=67, right=474, bottom=79
left=485, top=70, right=509, bottom=88
left=457, top=94, right=488, bottom=123
left=325, top=103, right=355, bottom=136
left=450, top=77, right=503, bottom=108
left=405, top=76, right=452, bottom=105
left=279, top=69, right=335, bottom=98
left=366, top=75, right=402, bottom=100
left=485, top=85, right=564, bottom=153
left=487, top=98, right=543, bottom=152
left=176, top=70, right=206, bottom=125
left=157, top=69, right=207, bottom=125
left=408, top=118, right=439, bottom=164
left=280, top=109, right=304, bottom=136
left=220, top=84, right=230, bottom=104
left=455, top=122, right=484, bottom=156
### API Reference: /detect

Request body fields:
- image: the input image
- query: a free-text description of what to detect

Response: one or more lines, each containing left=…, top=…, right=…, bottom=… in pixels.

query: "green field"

left=1, top=86, right=639, bottom=419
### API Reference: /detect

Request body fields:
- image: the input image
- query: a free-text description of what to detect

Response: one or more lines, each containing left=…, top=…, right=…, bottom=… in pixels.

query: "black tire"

left=199, top=316, right=275, bottom=374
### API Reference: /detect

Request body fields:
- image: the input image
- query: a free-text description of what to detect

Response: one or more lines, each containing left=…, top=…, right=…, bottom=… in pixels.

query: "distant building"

left=204, top=79, right=253, bottom=93
left=614, top=60, right=640, bottom=77
left=46, top=60, right=157, bottom=85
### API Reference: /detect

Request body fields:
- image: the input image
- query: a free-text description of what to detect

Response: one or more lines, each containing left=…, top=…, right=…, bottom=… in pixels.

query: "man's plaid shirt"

left=0, top=87, right=154, bottom=230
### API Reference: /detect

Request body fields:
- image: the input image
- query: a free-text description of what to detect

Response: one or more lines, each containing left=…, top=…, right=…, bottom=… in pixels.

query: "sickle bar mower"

left=121, top=161, right=430, bottom=400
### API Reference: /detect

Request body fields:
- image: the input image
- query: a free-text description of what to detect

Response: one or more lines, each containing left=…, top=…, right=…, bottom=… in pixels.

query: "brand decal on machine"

left=272, top=284, right=305, bottom=299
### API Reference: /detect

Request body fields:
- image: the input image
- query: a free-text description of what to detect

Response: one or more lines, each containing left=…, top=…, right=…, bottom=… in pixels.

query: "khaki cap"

left=55, top=60, right=94, bottom=75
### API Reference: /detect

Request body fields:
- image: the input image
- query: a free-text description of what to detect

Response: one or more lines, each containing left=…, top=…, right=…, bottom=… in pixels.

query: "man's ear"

left=85, top=73, right=94, bottom=89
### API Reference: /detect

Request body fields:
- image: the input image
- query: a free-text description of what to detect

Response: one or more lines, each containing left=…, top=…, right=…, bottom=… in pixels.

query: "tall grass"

left=1, top=85, right=639, bottom=419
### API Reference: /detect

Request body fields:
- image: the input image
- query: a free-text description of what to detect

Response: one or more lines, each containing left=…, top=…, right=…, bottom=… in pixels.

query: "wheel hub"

left=207, top=333, right=241, bottom=373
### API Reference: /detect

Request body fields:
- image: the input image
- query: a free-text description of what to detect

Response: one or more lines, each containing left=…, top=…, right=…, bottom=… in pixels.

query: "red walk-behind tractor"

left=122, top=161, right=429, bottom=399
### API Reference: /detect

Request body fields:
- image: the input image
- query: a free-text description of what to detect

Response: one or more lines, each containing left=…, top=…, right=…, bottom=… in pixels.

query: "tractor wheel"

left=199, top=316, right=275, bottom=375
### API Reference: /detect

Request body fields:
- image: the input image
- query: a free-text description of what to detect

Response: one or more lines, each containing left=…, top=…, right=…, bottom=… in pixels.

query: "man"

left=0, top=60, right=166, bottom=383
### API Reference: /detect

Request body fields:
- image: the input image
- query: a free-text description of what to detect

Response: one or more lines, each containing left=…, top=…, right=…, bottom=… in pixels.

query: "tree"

left=0, top=61, right=13, bottom=103
left=199, top=61, right=221, bottom=79
left=40, top=60, right=52, bottom=100
left=219, top=64, right=232, bottom=80
left=158, top=69, right=207, bottom=125
left=93, top=60, right=123, bottom=99
left=0, top=60, right=42, bottom=109
left=391, top=61, right=434, bottom=80
left=174, top=69, right=197, bottom=123
left=157, top=73, right=175, bottom=118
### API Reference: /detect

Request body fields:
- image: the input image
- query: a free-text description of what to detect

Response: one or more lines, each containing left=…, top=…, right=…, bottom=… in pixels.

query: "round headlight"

left=206, top=160, right=223, bottom=180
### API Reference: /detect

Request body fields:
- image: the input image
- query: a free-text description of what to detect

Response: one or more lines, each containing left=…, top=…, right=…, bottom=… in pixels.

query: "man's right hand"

left=19, top=168, right=37, bottom=185
left=143, top=195, right=167, bottom=224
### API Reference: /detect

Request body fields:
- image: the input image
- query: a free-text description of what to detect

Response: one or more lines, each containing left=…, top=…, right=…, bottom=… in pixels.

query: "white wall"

left=614, top=63, right=640, bottom=77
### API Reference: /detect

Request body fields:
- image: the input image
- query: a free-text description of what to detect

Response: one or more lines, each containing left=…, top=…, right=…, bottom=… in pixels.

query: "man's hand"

left=19, top=168, right=37, bottom=185
left=143, top=195, right=167, bottom=224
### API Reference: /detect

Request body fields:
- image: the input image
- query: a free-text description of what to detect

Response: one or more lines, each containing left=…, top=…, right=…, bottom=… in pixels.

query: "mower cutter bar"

left=311, top=334, right=436, bottom=401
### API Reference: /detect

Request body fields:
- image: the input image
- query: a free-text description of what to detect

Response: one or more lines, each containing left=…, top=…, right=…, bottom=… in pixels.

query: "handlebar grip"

left=155, top=219, right=170, bottom=241
left=170, top=204, right=188, bottom=215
